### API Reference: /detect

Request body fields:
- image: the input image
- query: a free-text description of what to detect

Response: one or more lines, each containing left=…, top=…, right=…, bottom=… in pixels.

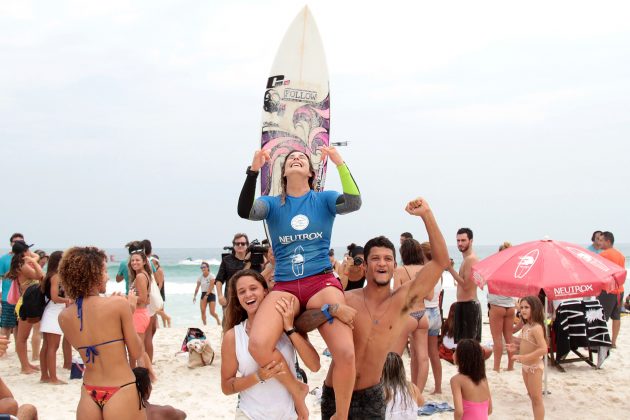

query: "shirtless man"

left=448, top=228, right=481, bottom=342
left=295, top=197, right=449, bottom=419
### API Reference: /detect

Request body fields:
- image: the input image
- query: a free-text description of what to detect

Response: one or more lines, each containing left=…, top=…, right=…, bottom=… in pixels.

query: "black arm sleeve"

left=237, top=172, right=258, bottom=219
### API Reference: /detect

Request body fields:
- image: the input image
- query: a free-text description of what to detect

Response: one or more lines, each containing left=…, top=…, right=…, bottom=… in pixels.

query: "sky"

left=1, top=0, right=629, bottom=249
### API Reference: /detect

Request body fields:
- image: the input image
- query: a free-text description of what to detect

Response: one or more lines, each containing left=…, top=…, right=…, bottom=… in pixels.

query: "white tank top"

left=424, top=276, right=443, bottom=308
left=198, top=274, right=213, bottom=293
left=385, top=389, right=418, bottom=420
left=234, top=320, right=297, bottom=420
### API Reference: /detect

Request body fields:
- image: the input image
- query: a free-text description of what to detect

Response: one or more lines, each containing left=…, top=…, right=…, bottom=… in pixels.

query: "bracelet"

left=254, top=371, right=265, bottom=383
left=321, top=304, right=334, bottom=324
left=285, top=327, right=296, bottom=336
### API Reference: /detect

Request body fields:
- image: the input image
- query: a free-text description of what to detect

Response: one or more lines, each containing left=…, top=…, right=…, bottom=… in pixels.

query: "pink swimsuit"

left=462, top=399, right=489, bottom=420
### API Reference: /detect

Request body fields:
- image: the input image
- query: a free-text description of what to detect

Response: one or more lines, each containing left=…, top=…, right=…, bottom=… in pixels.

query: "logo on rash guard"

left=291, top=214, right=310, bottom=231
left=278, top=232, right=323, bottom=245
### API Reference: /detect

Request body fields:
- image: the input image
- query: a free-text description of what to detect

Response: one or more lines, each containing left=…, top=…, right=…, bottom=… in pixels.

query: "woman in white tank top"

left=220, top=269, right=320, bottom=420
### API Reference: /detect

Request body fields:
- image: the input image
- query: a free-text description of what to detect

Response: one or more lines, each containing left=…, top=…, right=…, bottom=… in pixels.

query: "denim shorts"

left=427, top=307, right=442, bottom=336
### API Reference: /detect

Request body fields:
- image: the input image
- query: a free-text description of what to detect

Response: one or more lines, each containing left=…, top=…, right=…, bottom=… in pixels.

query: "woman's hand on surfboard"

left=251, top=149, right=271, bottom=172
left=320, top=146, right=343, bottom=166
left=405, top=197, right=432, bottom=218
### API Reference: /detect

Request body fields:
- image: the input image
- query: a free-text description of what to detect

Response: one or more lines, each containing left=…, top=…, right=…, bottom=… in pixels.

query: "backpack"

left=181, top=327, right=206, bottom=352
left=19, top=283, right=47, bottom=323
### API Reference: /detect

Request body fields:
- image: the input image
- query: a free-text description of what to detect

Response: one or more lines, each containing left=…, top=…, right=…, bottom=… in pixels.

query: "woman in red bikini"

left=59, top=247, right=146, bottom=419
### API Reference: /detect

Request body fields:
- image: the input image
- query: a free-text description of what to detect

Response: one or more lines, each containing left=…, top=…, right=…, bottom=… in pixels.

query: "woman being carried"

left=393, top=238, right=432, bottom=393
left=238, top=147, right=361, bottom=419
left=58, top=247, right=146, bottom=419
left=221, top=269, right=320, bottom=420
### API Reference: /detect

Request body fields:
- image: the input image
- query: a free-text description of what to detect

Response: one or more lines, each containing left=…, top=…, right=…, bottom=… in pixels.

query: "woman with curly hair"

left=6, top=240, right=44, bottom=375
left=58, top=246, right=146, bottom=419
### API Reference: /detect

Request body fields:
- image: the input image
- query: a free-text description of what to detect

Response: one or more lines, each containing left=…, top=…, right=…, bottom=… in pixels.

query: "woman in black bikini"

left=393, top=238, right=433, bottom=393
left=58, top=247, right=145, bottom=419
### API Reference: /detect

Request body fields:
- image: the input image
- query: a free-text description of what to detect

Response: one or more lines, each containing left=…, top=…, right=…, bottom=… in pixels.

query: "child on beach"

left=221, top=269, right=320, bottom=420
left=382, top=352, right=423, bottom=420
left=507, top=295, right=547, bottom=420
left=133, top=367, right=186, bottom=419
left=450, top=339, right=492, bottom=420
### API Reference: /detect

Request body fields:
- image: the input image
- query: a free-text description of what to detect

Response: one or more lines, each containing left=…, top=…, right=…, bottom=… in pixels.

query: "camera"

left=248, top=239, right=270, bottom=269
left=353, top=256, right=364, bottom=266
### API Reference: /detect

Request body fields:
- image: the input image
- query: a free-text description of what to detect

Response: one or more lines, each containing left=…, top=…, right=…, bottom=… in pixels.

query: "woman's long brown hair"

left=222, top=269, right=268, bottom=333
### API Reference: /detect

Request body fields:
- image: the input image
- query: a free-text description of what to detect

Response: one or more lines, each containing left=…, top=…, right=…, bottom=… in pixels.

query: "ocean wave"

left=177, top=258, right=221, bottom=266
left=106, top=280, right=199, bottom=295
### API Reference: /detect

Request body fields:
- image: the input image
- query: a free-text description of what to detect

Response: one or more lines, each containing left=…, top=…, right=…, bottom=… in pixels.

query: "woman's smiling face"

left=235, top=275, right=268, bottom=315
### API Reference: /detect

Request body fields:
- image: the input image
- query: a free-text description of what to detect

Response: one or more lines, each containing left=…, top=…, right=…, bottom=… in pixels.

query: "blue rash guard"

left=258, top=190, right=340, bottom=282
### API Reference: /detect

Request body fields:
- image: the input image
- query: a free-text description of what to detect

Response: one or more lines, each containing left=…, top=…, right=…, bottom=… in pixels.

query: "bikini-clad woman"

left=58, top=246, right=145, bottom=419
left=238, top=147, right=361, bottom=419
left=393, top=239, right=433, bottom=393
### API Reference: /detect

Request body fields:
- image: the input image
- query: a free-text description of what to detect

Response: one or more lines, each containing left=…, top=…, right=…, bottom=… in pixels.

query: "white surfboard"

left=260, top=6, right=330, bottom=196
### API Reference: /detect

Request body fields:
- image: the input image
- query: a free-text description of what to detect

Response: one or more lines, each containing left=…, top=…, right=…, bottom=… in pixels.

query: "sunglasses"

left=233, top=242, right=248, bottom=246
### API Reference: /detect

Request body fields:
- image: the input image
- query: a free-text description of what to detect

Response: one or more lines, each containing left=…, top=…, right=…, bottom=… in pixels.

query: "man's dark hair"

left=400, top=232, right=413, bottom=240
left=457, top=228, right=473, bottom=240
left=364, top=236, right=396, bottom=260
left=591, top=230, right=602, bottom=242
left=141, top=239, right=152, bottom=255
left=9, top=233, right=23, bottom=243
left=133, top=367, right=151, bottom=402
left=601, top=231, right=614, bottom=245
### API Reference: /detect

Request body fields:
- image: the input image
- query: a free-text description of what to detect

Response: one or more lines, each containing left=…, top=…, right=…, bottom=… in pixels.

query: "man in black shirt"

left=215, top=233, right=250, bottom=307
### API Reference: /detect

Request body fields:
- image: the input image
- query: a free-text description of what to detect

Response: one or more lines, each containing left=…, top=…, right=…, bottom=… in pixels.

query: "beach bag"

left=7, top=280, right=19, bottom=305
left=148, top=274, right=164, bottom=316
left=187, top=338, right=215, bottom=368
left=18, top=284, right=47, bottom=323
left=181, top=327, right=206, bottom=352
left=70, top=357, right=85, bottom=379
left=438, top=343, right=454, bottom=364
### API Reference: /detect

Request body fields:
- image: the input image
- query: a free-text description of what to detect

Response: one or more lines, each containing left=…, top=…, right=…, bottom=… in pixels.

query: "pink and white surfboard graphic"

left=514, top=249, right=539, bottom=279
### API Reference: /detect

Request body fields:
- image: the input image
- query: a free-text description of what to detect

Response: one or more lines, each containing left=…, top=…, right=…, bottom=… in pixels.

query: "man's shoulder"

left=463, top=253, right=479, bottom=264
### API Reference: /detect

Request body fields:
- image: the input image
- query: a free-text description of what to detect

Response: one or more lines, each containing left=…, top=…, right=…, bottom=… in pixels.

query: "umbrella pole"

left=543, top=296, right=550, bottom=396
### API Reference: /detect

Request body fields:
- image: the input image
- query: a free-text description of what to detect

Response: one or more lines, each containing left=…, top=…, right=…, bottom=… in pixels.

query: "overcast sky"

left=2, top=0, right=629, bottom=249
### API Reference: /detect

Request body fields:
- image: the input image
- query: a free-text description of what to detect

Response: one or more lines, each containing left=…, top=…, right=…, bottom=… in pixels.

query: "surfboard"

left=260, top=6, right=330, bottom=196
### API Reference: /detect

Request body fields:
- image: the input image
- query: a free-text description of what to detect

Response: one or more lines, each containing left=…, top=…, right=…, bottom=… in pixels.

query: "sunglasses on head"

left=130, top=249, right=145, bottom=255
left=233, top=242, right=248, bottom=246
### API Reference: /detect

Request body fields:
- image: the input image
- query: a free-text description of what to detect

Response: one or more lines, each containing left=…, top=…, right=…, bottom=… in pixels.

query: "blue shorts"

left=427, top=307, right=442, bottom=336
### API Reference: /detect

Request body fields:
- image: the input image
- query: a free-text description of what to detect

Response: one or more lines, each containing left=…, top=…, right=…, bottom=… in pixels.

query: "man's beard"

left=372, top=278, right=391, bottom=287
left=458, top=244, right=469, bottom=253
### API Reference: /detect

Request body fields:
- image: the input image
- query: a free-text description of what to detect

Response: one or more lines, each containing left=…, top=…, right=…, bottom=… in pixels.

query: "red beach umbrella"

left=472, top=238, right=626, bottom=299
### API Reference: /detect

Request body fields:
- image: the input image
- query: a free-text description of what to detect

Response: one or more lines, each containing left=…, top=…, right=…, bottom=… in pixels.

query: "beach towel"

left=418, top=402, right=454, bottom=416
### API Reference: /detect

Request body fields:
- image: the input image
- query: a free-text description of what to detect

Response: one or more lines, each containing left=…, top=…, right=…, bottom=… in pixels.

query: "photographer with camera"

left=338, top=243, right=366, bottom=291
left=215, top=234, right=250, bottom=308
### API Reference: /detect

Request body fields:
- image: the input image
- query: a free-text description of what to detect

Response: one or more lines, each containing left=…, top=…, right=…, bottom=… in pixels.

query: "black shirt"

left=215, top=254, right=247, bottom=295
left=345, top=276, right=366, bottom=291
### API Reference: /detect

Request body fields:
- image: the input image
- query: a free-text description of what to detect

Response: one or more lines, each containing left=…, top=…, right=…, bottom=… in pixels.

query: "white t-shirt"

left=198, top=274, right=214, bottom=293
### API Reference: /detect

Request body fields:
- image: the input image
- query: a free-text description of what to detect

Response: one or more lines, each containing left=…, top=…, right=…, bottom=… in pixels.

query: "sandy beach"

left=0, top=317, right=626, bottom=419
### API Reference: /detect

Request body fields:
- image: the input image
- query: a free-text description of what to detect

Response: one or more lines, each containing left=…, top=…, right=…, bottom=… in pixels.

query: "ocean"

left=94, top=244, right=630, bottom=328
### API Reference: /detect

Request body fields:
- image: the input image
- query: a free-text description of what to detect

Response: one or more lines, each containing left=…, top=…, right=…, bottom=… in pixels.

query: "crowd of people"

left=0, top=147, right=625, bottom=420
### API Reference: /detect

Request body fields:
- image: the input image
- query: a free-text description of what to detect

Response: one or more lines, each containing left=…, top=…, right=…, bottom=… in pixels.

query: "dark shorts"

left=321, top=383, right=385, bottom=420
left=273, top=272, right=343, bottom=311
left=454, top=300, right=482, bottom=343
left=0, top=301, right=17, bottom=328
left=201, top=292, right=216, bottom=303
left=598, top=291, right=623, bottom=321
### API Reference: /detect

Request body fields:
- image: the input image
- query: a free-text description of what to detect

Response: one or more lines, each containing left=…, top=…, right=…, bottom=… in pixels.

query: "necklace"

left=362, top=288, right=393, bottom=325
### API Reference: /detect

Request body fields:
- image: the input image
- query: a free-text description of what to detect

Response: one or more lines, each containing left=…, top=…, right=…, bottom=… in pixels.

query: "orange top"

left=600, top=247, right=626, bottom=293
